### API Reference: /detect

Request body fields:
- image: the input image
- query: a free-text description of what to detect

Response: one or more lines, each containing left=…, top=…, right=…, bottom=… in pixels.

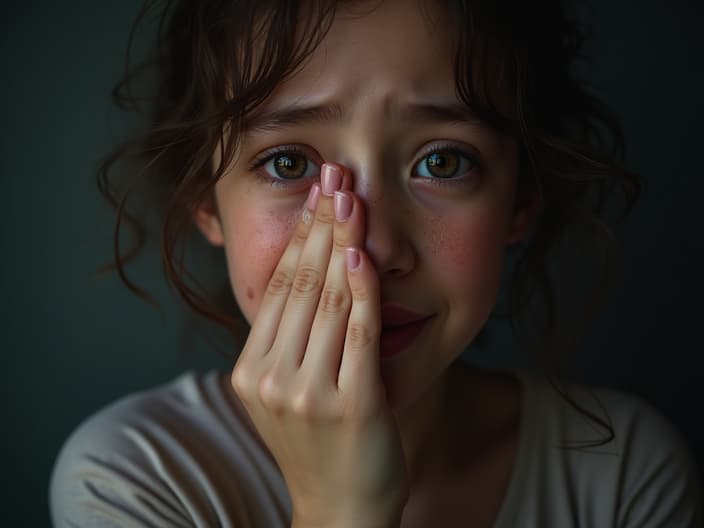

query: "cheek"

left=225, top=208, right=299, bottom=323
left=425, top=209, right=508, bottom=299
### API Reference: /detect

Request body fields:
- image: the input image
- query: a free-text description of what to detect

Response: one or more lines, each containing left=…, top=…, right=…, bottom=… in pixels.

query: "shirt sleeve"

left=49, top=405, right=196, bottom=528
left=615, top=399, right=703, bottom=528
left=50, top=373, right=292, bottom=528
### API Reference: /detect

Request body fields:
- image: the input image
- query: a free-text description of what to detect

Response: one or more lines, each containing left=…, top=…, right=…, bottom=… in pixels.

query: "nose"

left=350, top=163, right=416, bottom=277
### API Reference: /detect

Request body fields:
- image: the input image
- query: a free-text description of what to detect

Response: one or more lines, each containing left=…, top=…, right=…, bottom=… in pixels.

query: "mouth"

left=380, top=305, right=434, bottom=359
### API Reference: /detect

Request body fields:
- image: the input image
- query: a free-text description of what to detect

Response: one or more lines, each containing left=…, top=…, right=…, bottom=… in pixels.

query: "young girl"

left=50, top=0, right=702, bottom=526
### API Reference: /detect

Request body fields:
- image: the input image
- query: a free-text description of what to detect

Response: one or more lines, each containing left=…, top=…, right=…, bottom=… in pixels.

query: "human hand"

left=231, top=163, right=409, bottom=527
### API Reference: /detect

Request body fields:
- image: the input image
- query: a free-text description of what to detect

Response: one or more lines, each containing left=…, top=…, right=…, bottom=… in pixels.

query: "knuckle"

left=258, top=372, right=287, bottom=415
left=231, top=366, right=252, bottom=400
left=291, top=387, right=339, bottom=423
left=333, top=234, right=350, bottom=253
left=292, top=265, right=322, bottom=295
left=347, top=322, right=373, bottom=350
left=349, top=281, right=372, bottom=302
left=292, top=222, right=310, bottom=245
left=268, top=269, right=294, bottom=295
left=314, top=209, right=335, bottom=226
left=290, top=390, right=319, bottom=420
left=319, top=287, right=349, bottom=314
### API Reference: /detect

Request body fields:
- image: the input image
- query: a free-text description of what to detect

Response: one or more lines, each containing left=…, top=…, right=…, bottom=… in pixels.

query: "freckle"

left=246, top=287, right=254, bottom=300
left=425, top=215, right=472, bottom=269
left=424, top=215, right=444, bottom=256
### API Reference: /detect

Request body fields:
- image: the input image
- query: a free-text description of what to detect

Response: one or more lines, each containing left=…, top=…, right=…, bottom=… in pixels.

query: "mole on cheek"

left=246, top=287, right=254, bottom=300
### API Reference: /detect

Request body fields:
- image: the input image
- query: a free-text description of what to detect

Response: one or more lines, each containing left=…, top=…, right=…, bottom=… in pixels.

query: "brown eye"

left=251, top=145, right=321, bottom=187
left=425, top=152, right=459, bottom=178
left=273, top=153, right=308, bottom=179
left=414, top=148, right=480, bottom=182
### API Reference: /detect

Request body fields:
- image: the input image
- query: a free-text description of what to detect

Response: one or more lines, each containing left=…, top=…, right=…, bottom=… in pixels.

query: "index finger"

left=243, top=165, right=352, bottom=358
left=243, top=183, right=321, bottom=358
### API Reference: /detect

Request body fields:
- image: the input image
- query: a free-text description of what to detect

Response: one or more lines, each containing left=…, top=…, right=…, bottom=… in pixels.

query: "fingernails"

left=334, top=191, right=352, bottom=222
left=305, top=183, right=321, bottom=211
left=345, top=247, right=361, bottom=271
left=302, top=184, right=320, bottom=224
left=321, top=164, right=343, bottom=196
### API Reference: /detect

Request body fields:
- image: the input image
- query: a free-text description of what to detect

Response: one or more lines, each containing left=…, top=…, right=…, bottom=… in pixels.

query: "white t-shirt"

left=49, top=369, right=703, bottom=527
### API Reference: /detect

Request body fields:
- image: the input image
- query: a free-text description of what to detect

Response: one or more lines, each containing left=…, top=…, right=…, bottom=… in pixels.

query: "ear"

left=193, top=193, right=225, bottom=247
left=506, top=189, right=541, bottom=245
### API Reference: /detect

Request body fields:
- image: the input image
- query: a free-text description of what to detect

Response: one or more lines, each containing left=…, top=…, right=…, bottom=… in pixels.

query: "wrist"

left=290, top=486, right=408, bottom=528
left=291, top=519, right=400, bottom=528
left=291, top=509, right=403, bottom=528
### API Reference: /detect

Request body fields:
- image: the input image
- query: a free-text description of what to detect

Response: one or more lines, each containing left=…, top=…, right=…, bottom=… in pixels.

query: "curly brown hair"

left=97, top=0, right=640, bottom=411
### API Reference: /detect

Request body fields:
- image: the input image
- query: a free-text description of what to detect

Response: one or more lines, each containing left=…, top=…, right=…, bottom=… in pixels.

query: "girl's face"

left=195, top=0, right=535, bottom=410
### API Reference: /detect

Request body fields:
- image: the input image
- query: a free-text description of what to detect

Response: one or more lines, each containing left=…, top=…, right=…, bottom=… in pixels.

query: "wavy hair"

left=97, top=0, right=640, bottom=445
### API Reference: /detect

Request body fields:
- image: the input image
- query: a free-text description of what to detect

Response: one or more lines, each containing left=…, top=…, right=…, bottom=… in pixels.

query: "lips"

left=381, top=305, right=428, bottom=327
left=380, top=305, right=434, bottom=359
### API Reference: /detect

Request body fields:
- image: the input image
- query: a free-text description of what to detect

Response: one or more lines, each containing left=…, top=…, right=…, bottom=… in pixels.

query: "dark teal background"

left=3, top=1, right=703, bottom=526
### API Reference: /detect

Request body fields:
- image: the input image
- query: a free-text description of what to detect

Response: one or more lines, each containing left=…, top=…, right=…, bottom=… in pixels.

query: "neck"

left=393, top=360, right=520, bottom=490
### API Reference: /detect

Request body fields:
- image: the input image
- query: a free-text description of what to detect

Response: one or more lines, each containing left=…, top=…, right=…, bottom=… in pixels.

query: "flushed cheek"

left=425, top=210, right=507, bottom=314
left=226, top=207, right=300, bottom=324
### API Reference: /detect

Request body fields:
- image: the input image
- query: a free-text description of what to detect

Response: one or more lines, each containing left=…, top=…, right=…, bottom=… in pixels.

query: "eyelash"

left=414, top=143, right=482, bottom=187
left=249, top=145, right=320, bottom=188
left=248, top=143, right=482, bottom=188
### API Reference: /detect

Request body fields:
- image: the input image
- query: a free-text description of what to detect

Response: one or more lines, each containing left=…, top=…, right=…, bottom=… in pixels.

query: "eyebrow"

left=242, top=101, right=480, bottom=133
left=243, top=103, right=345, bottom=133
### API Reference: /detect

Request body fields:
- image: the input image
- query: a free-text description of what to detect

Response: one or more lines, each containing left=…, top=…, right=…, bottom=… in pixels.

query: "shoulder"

left=49, top=371, right=291, bottom=527
left=500, top=369, right=703, bottom=527
left=580, top=383, right=703, bottom=527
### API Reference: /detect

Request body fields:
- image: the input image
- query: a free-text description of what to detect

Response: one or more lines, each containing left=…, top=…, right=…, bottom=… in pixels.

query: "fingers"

left=300, top=189, right=367, bottom=385
left=237, top=159, right=382, bottom=409
left=266, top=164, right=349, bottom=371
left=243, top=165, right=351, bottom=362
left=241, top=183, right=321, bottom=359
left=337, top=246, right=382, bottom=401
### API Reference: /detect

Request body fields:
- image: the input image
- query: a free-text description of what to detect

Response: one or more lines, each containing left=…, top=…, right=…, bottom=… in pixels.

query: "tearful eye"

left=425, top=152, right=458, bottom=178
left=414, top=148, right=479, bottom=180
left=267, top=153, right=309, bottom=180
left=250, top=145, right=322, bottom=188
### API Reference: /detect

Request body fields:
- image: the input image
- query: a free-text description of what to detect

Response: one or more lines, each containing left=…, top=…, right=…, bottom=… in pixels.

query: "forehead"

left=265, top=0, right=459, bottom=108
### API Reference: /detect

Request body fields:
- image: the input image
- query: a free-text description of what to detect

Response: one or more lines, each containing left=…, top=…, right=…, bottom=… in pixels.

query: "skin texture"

left=194, top=0, right=538, bottom=524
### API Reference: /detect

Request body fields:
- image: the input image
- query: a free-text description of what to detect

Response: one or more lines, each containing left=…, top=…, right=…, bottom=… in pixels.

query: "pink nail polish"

left=345, top=247, right=361, bottom=271
left=321, top=164, right=343, bottom=196
left=305, top=184, right=321, bottom=211
left=334, top=191, right=352, bottom=222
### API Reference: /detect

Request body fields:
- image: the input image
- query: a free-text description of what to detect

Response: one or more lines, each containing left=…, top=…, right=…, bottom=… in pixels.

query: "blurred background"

left=2, top=1, right=702, bottom=525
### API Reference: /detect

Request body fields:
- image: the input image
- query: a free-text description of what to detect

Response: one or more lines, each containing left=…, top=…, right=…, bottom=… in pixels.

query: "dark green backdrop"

left=3, top=1, right=702, bottom=526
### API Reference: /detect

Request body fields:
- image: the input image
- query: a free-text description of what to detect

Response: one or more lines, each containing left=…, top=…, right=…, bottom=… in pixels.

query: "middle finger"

left=268, top=163, right=346, bottom=370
